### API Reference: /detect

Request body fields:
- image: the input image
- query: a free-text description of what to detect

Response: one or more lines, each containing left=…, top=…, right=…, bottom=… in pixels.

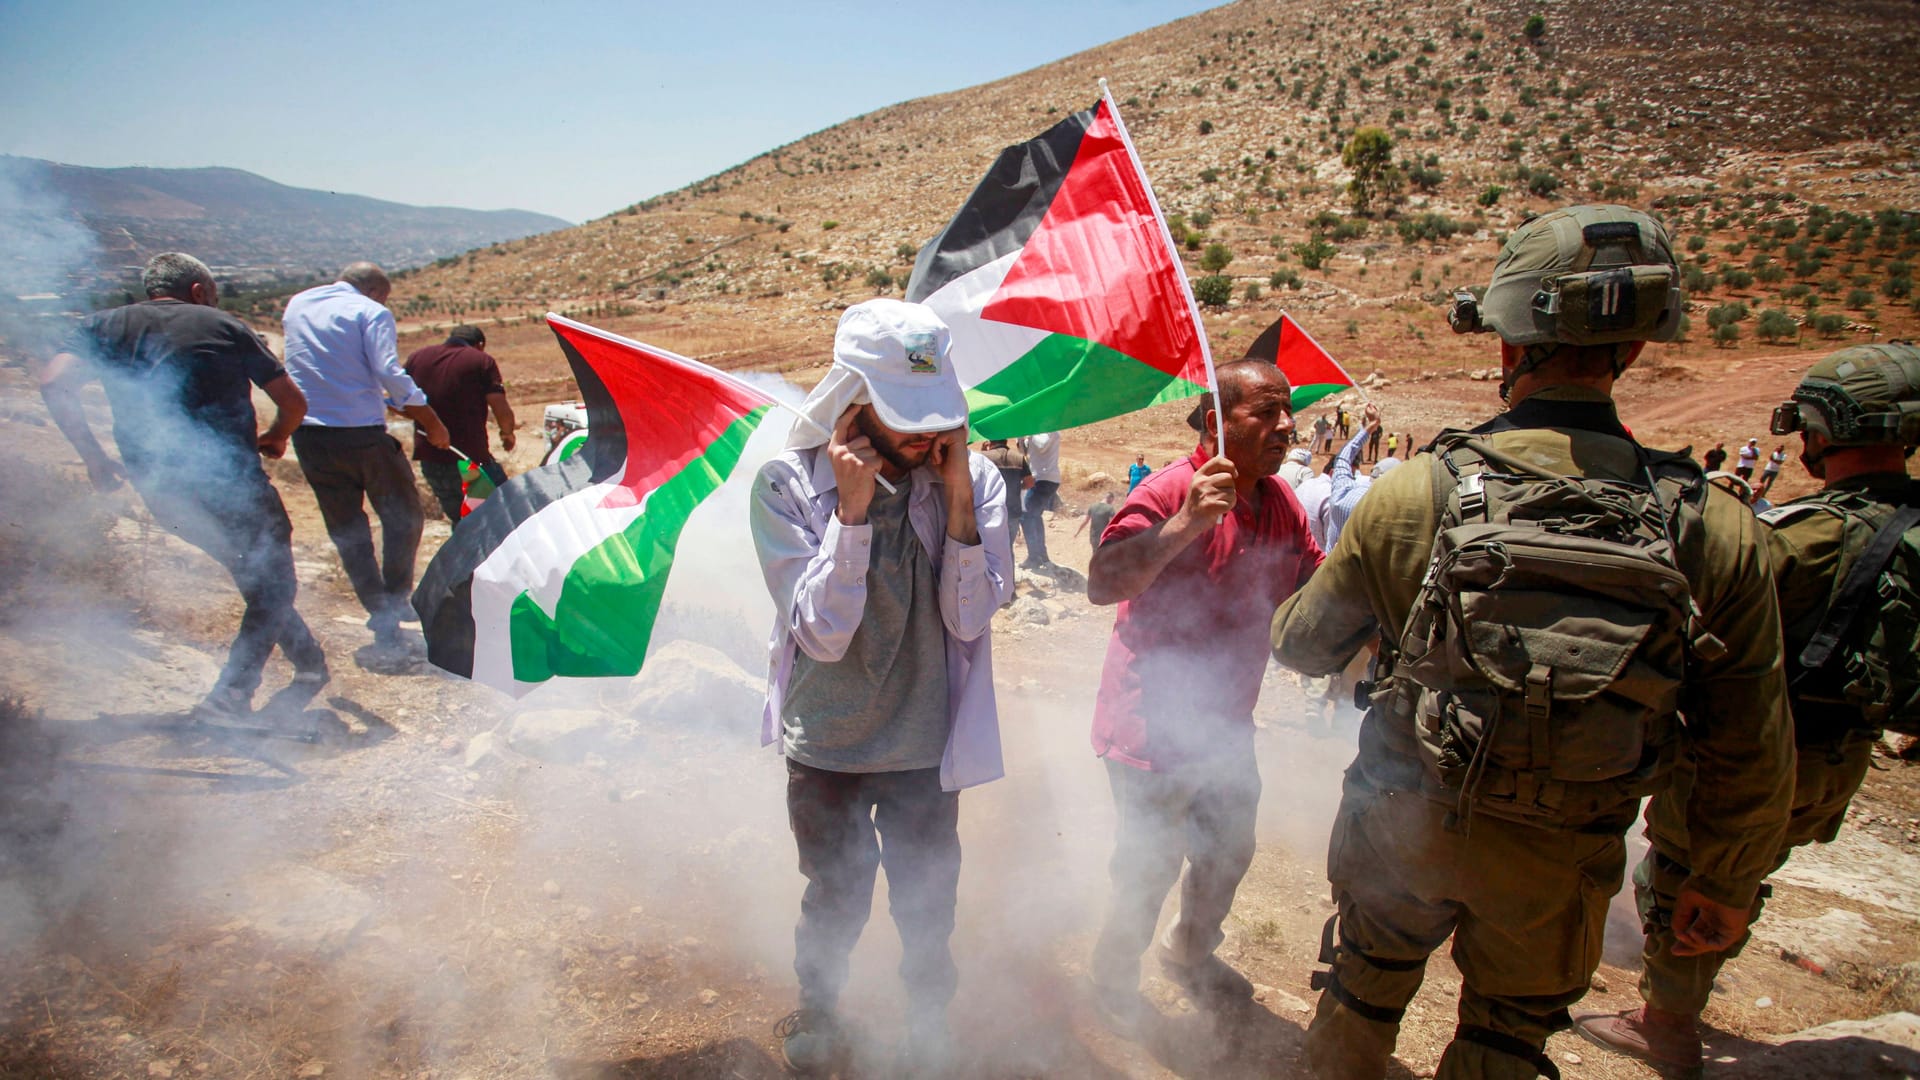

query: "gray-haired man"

left=39, top=252, right=328, bottom=717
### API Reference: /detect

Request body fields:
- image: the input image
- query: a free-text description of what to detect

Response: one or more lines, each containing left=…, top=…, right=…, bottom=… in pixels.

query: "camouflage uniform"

left=1274, top=205, right=1794, bottom=1080
left=1635, top=472, right=1919, bottom=1012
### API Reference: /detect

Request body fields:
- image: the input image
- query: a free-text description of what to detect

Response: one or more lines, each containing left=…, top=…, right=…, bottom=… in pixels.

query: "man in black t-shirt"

left=39, top=252, right=328, bottom=720
left=404, top=325, right=515, bottom=520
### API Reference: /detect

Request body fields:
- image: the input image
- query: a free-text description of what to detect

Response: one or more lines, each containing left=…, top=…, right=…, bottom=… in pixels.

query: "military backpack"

left=1387, top=432, right=1722, bottom=830
left=1765, top=488, right=1920, bottom=739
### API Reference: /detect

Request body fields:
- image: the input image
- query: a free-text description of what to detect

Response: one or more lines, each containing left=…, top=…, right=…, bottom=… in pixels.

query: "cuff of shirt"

left=823, top=513, right=873, bottom=574
left=943, top=536, right=986, bottom=582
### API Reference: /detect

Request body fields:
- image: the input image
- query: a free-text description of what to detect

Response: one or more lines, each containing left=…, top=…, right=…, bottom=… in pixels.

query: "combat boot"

left=1572, top=1005, right=1703, bottom=1079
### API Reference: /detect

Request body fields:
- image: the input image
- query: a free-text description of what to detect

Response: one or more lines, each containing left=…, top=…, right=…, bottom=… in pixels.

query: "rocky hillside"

left=1, top=156, right=569, bottom=293
left=390, top=0, right=1920, bottom=372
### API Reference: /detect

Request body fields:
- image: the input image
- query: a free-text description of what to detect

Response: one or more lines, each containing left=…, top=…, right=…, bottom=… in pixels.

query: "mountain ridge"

left=0, top=155, right=570, bottom=293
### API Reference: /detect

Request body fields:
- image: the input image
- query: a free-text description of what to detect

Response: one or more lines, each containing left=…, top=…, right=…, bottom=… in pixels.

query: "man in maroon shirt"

left=404, top=325, right=516, bottom=519
left=1086, top=359, right=1324, bottom=1025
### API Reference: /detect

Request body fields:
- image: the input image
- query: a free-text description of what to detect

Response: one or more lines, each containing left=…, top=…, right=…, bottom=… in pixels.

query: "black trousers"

left=786, top=758, right=961, bottom=1015
left=292, top=426, right=423, bottom=630
left=132, top=468, right=323, bottom=694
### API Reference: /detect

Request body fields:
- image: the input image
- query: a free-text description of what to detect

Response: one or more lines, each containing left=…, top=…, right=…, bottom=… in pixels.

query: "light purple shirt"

left=751, top=445, right=1014, bottom=790
left=282, top=281, right=426, bottom=427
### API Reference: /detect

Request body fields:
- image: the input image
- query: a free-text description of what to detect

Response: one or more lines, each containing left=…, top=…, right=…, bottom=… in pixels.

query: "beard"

left=854, top=408, right=935, bottom=474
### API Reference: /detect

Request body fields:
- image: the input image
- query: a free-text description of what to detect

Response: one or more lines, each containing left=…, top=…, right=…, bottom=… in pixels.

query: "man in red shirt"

left=405, top=325, right=516, bottom=519
left=1086, top=359, right=1324, bottom=1024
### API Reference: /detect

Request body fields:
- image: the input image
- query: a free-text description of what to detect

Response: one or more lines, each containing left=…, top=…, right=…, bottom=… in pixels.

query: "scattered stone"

left=542, top=880, right=562, bottom=899
left=218, top=864, right=372, bottom=955
left=295, top=1063, right=327, bottom=1078
left=149, top=1061, right=177, bottom=1078
left=1589, top=973, right=1609, bottom=993
left=1005, top=596, right=1051, bottom=626
left=1721, top=1012, right=1920, bottom=1078
left=1559, top=1051, right=1581, bottom=1065
left=625, top=640, right=763, bottom=731
left=1755, top=996, right=1773, bottom=1008
left=698, top=988, right=720, bottom=1006
left=506, top=708, right=626, bottom=764
left=1253, top=983, right=1312, bottom=1013
left=1085, top=471, right=1115, bottom=486
left=463, top=731, right=509, bottom=769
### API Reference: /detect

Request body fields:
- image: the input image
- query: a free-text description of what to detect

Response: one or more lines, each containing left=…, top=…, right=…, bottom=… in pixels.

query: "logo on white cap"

left=904, top=331, right=940, bottom=375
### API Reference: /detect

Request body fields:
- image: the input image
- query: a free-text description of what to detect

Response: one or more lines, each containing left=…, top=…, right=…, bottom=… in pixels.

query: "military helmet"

left=1771, top=343, right=1920, bottom=448
left=1449, top=204, right=1685, bottom=347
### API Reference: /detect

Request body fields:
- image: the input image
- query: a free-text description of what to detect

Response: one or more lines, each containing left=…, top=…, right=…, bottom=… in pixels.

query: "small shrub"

left=1193, top=274, right=1234, bottom=306
left=1397, top=212, right=1462, bottom=244
left=1269, top=269, right=1304, bottom=290
left=1293, top=236, right=1337, bottom=270
left=1814, top=312, right=1850, bottom=338
left=1243, top=283, right=1264, bottom=302
left=1706, top=302, right=1750, bottom=328
left=1201, top=243, right=1235, bottom=272
left=1847, top=287, right=1875, bottom=309
left=1756, top=308, right=1798, bottom=343
left=821, top=220, right=839, bottom=230
left=865, top=267, right=894, bottom=291
left=1478, top=185, right=1505, bottom=207
left=1523, top=14, right=1546, bottom=41
left=1713, top=321, right=1740, bottom=348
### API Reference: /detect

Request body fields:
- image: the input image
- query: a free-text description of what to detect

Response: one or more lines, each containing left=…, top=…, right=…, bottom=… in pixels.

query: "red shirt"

left=1091, top=446, right=1324, bottom=770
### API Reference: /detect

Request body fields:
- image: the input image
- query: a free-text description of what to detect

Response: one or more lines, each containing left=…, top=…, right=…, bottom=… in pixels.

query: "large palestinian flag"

left=412, top=315, right=773, bottom=695
left=906, top=90, right=1215, bottom=440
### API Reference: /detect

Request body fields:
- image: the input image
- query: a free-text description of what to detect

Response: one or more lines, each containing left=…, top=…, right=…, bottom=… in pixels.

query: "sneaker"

left=774, top=1008, right=839, bottom=1075
left=193, top=686, right=253, bottom=723
left=1159, top=949, right=1255, bottom=1006
left=1089, top=977, right=1150, bottom=1035
left=903, top=1009, right=955, bottom=1076
left=1572, top=1006, right=1704, bottom=1079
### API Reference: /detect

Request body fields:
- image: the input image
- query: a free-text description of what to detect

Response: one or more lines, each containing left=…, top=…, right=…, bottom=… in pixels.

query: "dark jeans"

left=787, top=758, right=961, bottom=1015
left=1091, top=752, right=1260, bottom=991
left=996, top=468, right=1024, bottom=542
left=1366, top=427, right=1382, bottom=462
left=292, top=425, right=423, bottom=631
left=1019, top=479, right=1059, bottom=566
left=420, top=458, right=506, bottom=521
left=132, top=469, right=324, bottom=694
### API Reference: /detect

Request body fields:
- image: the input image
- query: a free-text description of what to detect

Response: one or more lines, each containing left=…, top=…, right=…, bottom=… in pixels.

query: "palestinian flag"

left=1241, top=312, right=1358, bottom=410
left=412, top=315, right=774, bottom=695
left=906, top=89, right=1215, bottom=440
left=457, top=459, right=498, bottom=518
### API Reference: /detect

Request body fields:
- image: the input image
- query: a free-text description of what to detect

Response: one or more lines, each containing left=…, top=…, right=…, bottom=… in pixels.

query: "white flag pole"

left=1101, top=78, right=1223, bottom=460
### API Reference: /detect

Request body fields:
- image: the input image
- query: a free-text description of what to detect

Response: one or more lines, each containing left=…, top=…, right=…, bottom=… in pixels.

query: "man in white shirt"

left=1017, top=430, right=1062, bottom=568
left=282, top=262, right=449, bottom=648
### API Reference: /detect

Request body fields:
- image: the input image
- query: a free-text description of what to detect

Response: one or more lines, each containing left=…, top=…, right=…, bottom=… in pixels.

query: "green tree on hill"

left=1342, top=127, right=1398, bottom=214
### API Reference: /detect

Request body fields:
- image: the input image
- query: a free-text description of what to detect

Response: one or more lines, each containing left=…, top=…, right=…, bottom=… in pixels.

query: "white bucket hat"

left=788, top=299, right=967, bottom=448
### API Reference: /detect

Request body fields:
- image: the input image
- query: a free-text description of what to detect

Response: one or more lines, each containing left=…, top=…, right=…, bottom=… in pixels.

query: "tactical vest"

left=1378, top=432, right=1720, bottom=830
left=1765, top=485, right=1920, bottom=740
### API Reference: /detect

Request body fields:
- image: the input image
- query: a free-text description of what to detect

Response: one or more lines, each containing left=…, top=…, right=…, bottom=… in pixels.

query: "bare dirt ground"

left=3, top=327, right=1919, bottom=1080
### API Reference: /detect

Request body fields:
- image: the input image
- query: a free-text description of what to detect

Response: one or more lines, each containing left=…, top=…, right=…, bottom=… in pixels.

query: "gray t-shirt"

left=782, top=480, right=951, bottom=772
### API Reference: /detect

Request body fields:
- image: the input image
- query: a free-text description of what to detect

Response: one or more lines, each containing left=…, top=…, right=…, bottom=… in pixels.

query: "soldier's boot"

left=1571, top=1005, right=1703, bottom=1079
left=1303, top=990, right=1398, bottom=1080
left=1437, top=1025, right=1564, bottom=1080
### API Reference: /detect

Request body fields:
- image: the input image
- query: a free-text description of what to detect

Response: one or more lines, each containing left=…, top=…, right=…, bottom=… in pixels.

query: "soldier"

left=1576, top=343, right=1920, bottom=1076
left=1271, top=205, right=1793, bottom=1080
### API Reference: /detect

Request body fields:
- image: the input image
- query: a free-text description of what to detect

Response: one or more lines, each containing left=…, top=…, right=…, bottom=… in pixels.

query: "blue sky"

left=0, top=0, right=1219, bottom=223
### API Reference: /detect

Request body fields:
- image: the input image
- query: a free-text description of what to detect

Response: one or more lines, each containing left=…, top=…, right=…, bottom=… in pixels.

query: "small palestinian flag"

left=906, top=88, right=1215, bottom=440
left=1242, top=312, right=1358, bottom=410
left=413, top=315, right=774, bottom=695
left=1185, top=313, right=1359, bottom=430
left=457, top=459, right=498, bottom=518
